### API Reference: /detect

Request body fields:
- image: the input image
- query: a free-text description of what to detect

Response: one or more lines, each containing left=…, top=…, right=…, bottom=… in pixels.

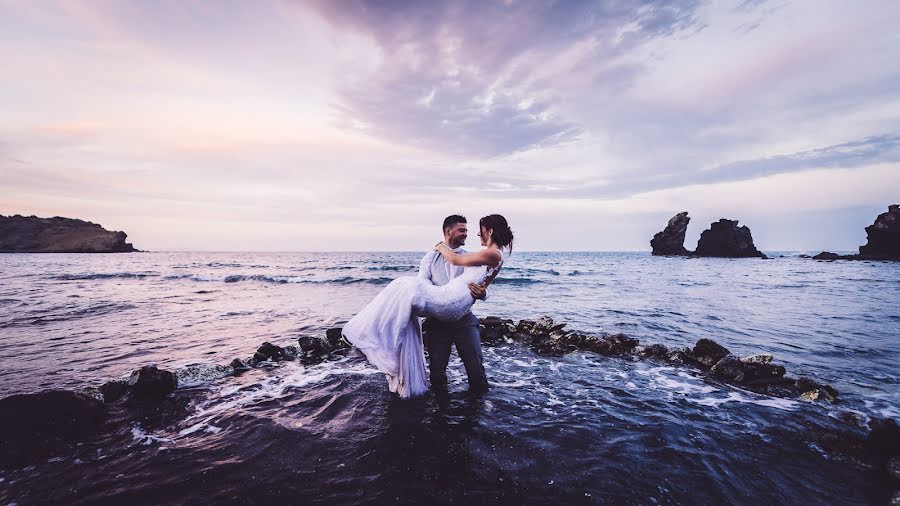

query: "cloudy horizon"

left=2, top=0, right=899, bottom=252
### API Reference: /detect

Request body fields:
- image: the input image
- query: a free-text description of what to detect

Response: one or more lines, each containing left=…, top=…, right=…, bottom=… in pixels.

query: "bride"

left=342, top=214, right=514, bottom=398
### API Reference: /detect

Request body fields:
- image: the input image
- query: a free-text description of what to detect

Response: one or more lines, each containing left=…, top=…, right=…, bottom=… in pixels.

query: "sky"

left=1, top=0, right=899, bottom=252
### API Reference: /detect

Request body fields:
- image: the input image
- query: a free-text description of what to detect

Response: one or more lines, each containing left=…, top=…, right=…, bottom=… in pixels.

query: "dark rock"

left=709, top=355, right=786, bottom=385
left=866, top=418, right=900, bottom=463
left=282, top=345, right=299, bottom=358
left=0, top=390, right=105, bottom=467
left=638, top=343, right=669, bottom=359
left=691, top=339, right=731, bottom=368
left=230, top=358, right=250, bottom=371
left=651, top=212, right=691, bottom=256
left=325, top=327, right=351, bottom=350
left=128, top=365, right=177, bottom=399
left=812, top=251, right=841, bottom=260
left=796, top=377, right=839, bottom=400
left=298, top=335, right=327, bottom=354
left=858, top=204, right=900, bottom=260
left=99, top=379, right=129, bottom=403
left=253, top=342, right=285, bottom=362
left=478, top=316, right=515, bottom=345
left=667, top=350, right=692, bottom=365
left=0, top=214, right=138, bottom=253
left=694, top=219, right=766, bottom=258
left=888, top=456, right=900, bottom=481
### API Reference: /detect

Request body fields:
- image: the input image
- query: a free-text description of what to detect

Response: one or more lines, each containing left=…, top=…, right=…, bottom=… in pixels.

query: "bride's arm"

left=435, top=243, right=501, bottom=267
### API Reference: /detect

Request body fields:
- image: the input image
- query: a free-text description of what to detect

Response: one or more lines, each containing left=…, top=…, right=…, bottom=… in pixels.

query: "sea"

left=0, top=251, right=898, bottom=504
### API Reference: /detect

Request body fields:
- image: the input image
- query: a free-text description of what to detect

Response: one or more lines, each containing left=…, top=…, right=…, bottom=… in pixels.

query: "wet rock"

left=230, top=358, right=250, bottom=372
left=651, top=212, right=691, bottom=256
left=866, top=418, right=900, bottom=463
left=0, top=390, right=105, bottom=467
left=283, top=345, right=299, bottom=358
left=253, top=342, right=286, bottom=362
left=99, top=379, right=128, bottom=403
left=888, top=456, right=900, bottom=481
left=741, top=354, right=773, bottom=364
left=799, top=389, right=835, bottom=402
left=691, top=339, right=731, bottom=368
left=298, top=335, right=327, bottom=355
left=638, top=343, right=669, bottom=359
left=858, top=204, right=900, bottom=260
left=325, top=327, right=351, bottom=350
left=478, top=316, right=514, bottom=345
left=667, top=349, right=692, bottom=365
left=175, top=364, right=234, bottom=387
left=694, top=218, right=766, bottom=258
left=709, top=355, right=786, bottom=385
left=812, top=251, right=841, bottom=260
left=128, top=365, right=177, bottom=399
left=796, top=377, right=839, bottom=400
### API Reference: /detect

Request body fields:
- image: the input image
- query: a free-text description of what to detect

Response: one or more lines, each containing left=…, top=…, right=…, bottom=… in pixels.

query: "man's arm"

left=418, top=251, right=437, bottom=284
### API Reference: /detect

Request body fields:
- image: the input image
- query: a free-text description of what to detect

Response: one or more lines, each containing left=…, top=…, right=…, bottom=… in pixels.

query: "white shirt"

left=418, top=247, right=491, bottom=301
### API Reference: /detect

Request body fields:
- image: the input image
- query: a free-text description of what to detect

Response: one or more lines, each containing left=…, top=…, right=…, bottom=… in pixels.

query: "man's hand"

left=468, top=282, right=487, bottom=300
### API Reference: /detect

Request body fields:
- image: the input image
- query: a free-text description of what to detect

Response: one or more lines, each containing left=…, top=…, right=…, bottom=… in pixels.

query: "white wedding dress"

left=342, top=252, right=503, bottom=398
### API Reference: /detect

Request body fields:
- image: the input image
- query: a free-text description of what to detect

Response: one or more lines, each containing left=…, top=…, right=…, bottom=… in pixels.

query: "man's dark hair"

left=442, top=214, right=466, bottom=232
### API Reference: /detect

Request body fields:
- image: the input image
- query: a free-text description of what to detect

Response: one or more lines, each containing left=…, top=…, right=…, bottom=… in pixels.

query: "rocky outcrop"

left=128, top=365, right=177, bottom=399
left=809, top=205, right=900, bottom=262
left=0, top=215, right=138, bottom=253
left=859, top=205, right=900, bottom=259
left=476, top=315, right=835, bottom=402
left=651, top=212, right=691, bottom=256
left=694, top=219, right=766, bottom=258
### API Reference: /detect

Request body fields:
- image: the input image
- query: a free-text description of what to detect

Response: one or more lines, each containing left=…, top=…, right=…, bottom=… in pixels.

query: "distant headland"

left=0, top=215, right=138, bottom=253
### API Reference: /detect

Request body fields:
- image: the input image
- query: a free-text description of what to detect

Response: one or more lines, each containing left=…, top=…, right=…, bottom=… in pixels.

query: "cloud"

left=304, top=0, right=704, bottom=157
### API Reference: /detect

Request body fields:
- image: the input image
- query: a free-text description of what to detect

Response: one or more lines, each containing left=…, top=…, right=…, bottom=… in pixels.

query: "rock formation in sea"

left=694, top=219, right=767, bottom=258
left=650, top=212, right=691, bottom=256
left=859, top=204, right=900, bottom=258
left=813, top=205, right=900, bottom=261
left=0, top=215, right=138, bottom=253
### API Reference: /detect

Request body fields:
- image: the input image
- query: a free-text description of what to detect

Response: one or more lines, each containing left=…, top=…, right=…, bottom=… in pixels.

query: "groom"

left=418, top=215, right=490, bottom=394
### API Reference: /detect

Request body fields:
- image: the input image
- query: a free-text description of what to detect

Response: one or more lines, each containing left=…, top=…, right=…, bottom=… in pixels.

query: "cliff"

left=0, top=215, right=138, bottom=253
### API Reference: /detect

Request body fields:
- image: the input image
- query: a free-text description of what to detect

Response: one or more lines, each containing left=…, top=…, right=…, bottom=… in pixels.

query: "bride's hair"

left=479, top=214, right=514, bottom=253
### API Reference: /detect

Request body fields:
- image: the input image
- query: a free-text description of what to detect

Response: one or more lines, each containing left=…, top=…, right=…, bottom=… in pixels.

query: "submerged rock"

left=100, top=379, right=129, bottom=403
left=0, top=214, right=138, bottom=253
left=128, top=365, right=177, bottom=399
left=0, top=390, right=105, bottom=467
left=694, top=219, right=766, bottom=258
left=651, top=212, right=691, bottom=256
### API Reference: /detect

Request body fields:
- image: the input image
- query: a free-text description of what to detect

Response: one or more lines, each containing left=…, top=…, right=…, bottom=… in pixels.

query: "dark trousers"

left=423, top=312, right=488, bottom=392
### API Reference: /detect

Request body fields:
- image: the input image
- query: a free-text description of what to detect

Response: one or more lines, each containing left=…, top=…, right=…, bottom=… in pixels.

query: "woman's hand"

left=434, top=242, right=445, bottom=252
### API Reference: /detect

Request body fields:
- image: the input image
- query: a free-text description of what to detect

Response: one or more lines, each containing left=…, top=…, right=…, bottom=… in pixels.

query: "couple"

left=342, top=214, right=514, bottom=398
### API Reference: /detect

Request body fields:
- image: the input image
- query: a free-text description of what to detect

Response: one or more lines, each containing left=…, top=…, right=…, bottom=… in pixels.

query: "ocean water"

left=0, top=251, right=898, bottom=504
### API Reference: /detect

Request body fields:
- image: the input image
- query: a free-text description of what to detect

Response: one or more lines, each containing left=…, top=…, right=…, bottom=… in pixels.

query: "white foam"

left=691, top=391, right=798, bottom=410
left=131, top=424, right=173, bottom=446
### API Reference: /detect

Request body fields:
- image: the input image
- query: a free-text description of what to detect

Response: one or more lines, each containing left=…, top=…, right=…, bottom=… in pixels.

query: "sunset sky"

left=2, top=0, right=899, bottom=251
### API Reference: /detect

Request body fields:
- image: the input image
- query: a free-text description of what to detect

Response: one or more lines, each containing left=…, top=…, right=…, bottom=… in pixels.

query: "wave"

left=3, top=302, right=138, bottom=327
left=53, top=272, right=157, bottom=280
left=494, top=277, right=543, bottom=285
